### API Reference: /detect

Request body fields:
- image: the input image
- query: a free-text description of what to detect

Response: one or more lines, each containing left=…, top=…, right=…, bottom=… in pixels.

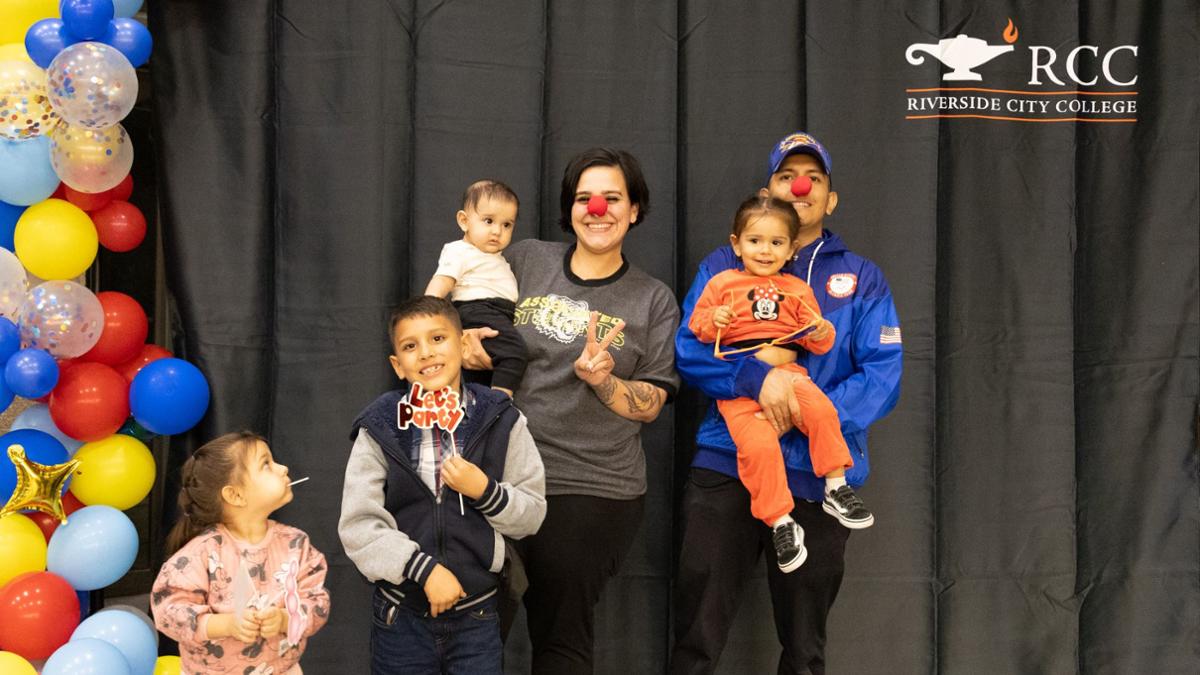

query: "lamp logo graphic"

left=905, top=19, right=1018, bottom=81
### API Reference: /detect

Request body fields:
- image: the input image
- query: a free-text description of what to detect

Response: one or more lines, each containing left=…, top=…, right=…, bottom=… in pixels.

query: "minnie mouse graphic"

left=748, top=282, right=783, bottom=321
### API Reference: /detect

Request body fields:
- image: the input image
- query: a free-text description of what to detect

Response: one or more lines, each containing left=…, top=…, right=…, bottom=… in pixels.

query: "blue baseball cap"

left=766, top=132, right=832, bottom=184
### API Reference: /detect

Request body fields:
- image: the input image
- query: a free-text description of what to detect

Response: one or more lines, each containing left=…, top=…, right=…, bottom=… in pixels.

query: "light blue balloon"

left=0, top=137, right=59, bottom=206
left=12, top=402, right=85, bottom=455
left=43, top=637, right=132, bottom=675
left=113, top=0, right=144, bottom=19
left=72, top=609, right=156, bottom=675
left=47, top=505, right=139, bottom=591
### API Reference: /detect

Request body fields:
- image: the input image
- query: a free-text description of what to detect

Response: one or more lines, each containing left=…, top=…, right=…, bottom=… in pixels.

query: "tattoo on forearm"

left=622, top=380, right=662, bottom=414
left=594, top=375, right=617, bottom=404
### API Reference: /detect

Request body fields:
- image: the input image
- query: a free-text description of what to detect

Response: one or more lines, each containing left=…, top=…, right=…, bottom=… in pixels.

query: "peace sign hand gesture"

left=573, top=311, right=626, bottom=387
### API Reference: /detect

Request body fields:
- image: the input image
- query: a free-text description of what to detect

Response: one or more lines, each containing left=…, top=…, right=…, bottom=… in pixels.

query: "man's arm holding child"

left=441, top=413, right=546, bottom=539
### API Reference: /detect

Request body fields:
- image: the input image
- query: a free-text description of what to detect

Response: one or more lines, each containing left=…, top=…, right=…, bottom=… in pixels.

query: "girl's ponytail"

left=164, top=431, right=263, bottom=556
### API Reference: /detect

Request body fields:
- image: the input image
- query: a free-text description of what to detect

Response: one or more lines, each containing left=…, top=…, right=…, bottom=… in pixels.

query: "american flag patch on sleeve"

left=880, top=325, right=902, bottom=344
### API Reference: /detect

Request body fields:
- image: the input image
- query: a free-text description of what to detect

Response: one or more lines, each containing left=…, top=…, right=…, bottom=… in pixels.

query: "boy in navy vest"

left=338, top=295, right=546, bottom=674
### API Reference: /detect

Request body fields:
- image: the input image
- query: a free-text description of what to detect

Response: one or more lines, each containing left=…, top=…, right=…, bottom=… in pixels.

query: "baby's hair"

left=731, top=195, right=801, bottom=241
left=165, top=431, right=264, bottom=556
left=462, top=179, right=519, bottom=213
left=389, top=295, right=463, bottom=347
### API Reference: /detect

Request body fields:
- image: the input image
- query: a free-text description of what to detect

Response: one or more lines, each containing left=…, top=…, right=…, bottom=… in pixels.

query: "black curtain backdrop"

left=147, top=1, right=1198, bottom=673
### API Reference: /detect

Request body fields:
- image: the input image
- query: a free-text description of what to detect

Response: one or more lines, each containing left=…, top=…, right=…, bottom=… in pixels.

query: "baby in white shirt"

left=424, top=180, right=527, bottom=394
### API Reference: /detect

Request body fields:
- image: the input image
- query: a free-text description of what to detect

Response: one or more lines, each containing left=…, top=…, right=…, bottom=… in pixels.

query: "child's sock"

left=772, top=514, right=794, bottom=528
left=825, top=475, right=847, bottom=494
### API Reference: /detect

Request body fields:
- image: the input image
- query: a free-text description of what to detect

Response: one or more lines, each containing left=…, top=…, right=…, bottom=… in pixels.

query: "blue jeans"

left=370, top=588, right=502, bottom=675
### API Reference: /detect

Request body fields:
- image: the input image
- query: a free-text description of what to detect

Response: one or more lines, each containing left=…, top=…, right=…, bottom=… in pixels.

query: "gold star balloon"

left=0, top=444, right=81, bottom=523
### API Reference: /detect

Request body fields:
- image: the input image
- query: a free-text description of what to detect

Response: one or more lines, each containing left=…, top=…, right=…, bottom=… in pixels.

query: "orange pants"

left=716, top=362, right=853, bottom=525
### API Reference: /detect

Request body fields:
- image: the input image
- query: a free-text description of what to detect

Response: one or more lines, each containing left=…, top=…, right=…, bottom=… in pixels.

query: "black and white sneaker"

left=772, top=521, right=808, bottom=573
left=823, top=485, right=875, bottom=529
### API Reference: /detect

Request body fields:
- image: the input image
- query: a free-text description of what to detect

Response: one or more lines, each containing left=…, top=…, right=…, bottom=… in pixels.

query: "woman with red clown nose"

left=462, top=148, right=680, bottom=674
left=671, top=132, right=903, bottom=675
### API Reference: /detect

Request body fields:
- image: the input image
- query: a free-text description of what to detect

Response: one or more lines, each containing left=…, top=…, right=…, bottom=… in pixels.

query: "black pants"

left=670, top=468, right=850, bottom=675
left=454, top=298, right=528, bottom=391
left=505, top=494, right=645, bottom=675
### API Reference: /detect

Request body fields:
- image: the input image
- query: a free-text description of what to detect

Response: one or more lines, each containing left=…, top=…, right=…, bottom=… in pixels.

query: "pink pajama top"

left=152, top=522, right=331, bottom=674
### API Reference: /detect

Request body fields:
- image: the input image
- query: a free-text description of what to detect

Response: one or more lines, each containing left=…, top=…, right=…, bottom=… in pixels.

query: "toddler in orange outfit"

left=689, top=195, right=874, bottom=572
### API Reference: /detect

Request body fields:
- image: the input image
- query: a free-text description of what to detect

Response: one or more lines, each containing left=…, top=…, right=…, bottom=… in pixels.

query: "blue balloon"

left=0, top=428, right=70, bottom=502
left=5, top=347, right=60, bottom=398
left=0, top=201, right=23, bottom=251
left=101, top=18, right=152, bottom=68
left=61, top=0, right=116, bottom=41
left=130, top=358, right=210, bottom=435
left=0, top=376, right=12, bottom=415
left=43, top=637, right=132, bottom=675
left=47, top=505, right=139, bottom=591
left=24, top=18, right=75, bottom=69
left=71, top=609, right=156, bottom=675
left=113, top=0, right=143, bottom=19
left=0, top=318, right=19, bottom=367
left=0, top=137, right=60, bottom=206
left=11, top=402, right=84, bottom=455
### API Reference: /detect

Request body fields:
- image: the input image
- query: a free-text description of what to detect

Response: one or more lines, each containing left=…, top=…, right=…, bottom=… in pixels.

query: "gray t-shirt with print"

left=503, top=239, right=680, bottom=499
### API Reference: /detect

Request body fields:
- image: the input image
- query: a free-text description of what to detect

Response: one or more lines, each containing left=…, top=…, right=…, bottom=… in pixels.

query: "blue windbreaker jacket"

left=675, top=230, right=903, bottom=502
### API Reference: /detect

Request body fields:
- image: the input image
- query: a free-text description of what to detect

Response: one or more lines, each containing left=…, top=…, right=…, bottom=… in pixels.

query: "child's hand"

left=807, top=318, right=833, bottom=343
left=209, top=612, right=262, bottom=643
left=442, top=455, right=488, bottom=500
left=424, top=564, right=466, bottom=618
left=234, top=610, right=262, bottom=643
left=713, top=305, right=734, bottom=329
left=257, top=606, right=288, bottom=638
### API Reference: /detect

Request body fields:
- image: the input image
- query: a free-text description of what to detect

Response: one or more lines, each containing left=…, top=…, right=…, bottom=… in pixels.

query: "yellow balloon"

left=13, top=198, right=98, bottom=280
left=0, top=513, right=48, bottom=587
left=0, top=43, right=34, bottom=64
left=0, top=651, right=39, bottom=675
left=153, top=655, right=182, bottom=675
left=0, top=0, right=58, bottom=45
left=69, top=434, right=156, bottom=510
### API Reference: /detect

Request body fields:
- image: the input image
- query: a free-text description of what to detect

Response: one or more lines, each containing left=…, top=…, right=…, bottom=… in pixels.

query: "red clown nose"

left=790, top=176, right=812, bottom=197
left=587, top=194, right=608, bottom=217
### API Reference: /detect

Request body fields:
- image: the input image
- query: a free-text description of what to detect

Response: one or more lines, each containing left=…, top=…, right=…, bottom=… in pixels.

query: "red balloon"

left=25, top=487, right=86, bottom=540
left=80, top=292, right=148, bottom=365
left=114, top=343, right=173, bottom=382
left=0, top=571, right=80, bottom=659
left=92, top=200, right=147, bottom=252
left=50, top=183, right=66, bottom=200
left=62, top=490, right=85, bottom=513
left=48, top=362, right=130, bottom=442
left=63, top=184, right=114, bottom=212
left=110, top=173, right=134, bottom=202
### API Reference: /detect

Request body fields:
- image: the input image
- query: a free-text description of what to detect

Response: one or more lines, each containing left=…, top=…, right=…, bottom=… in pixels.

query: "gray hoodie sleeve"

left=466, top=412, right=546, bottom=539
left=337, top=429, right=438, bottom=587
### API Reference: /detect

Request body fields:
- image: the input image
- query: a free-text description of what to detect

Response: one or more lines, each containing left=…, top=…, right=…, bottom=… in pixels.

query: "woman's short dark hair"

left=557, top=148, right=650, bottom=233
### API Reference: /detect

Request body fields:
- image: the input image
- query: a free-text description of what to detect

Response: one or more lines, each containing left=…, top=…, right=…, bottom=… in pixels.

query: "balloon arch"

left=0, top=2, right=201, bottom=674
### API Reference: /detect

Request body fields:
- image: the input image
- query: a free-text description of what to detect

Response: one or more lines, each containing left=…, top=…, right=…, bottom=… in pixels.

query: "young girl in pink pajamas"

left=152, top=432, right=331, bottom=674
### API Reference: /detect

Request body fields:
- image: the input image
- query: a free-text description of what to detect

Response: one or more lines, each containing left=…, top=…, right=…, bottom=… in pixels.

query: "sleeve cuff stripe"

left=405, top=552, right=433, bottom=582
left=472, top=481, right=503, bottom=514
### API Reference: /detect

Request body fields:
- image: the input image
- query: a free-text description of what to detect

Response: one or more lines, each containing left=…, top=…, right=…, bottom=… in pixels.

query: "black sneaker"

left=823, top=485, right=875, bottom=529
left=772, top=521, right=807, bottom=573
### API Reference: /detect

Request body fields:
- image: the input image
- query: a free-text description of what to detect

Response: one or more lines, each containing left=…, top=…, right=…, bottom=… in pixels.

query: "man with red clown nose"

left=672, top=131, right=904, bottom=674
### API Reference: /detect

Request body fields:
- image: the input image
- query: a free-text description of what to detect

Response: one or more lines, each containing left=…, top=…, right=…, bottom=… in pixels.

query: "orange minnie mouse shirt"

left=689, top=269, right=835, bottom=355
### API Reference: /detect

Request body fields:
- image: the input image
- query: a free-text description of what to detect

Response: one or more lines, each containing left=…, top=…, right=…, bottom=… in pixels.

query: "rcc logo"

left=906, top=24, right=1138, bottom=87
